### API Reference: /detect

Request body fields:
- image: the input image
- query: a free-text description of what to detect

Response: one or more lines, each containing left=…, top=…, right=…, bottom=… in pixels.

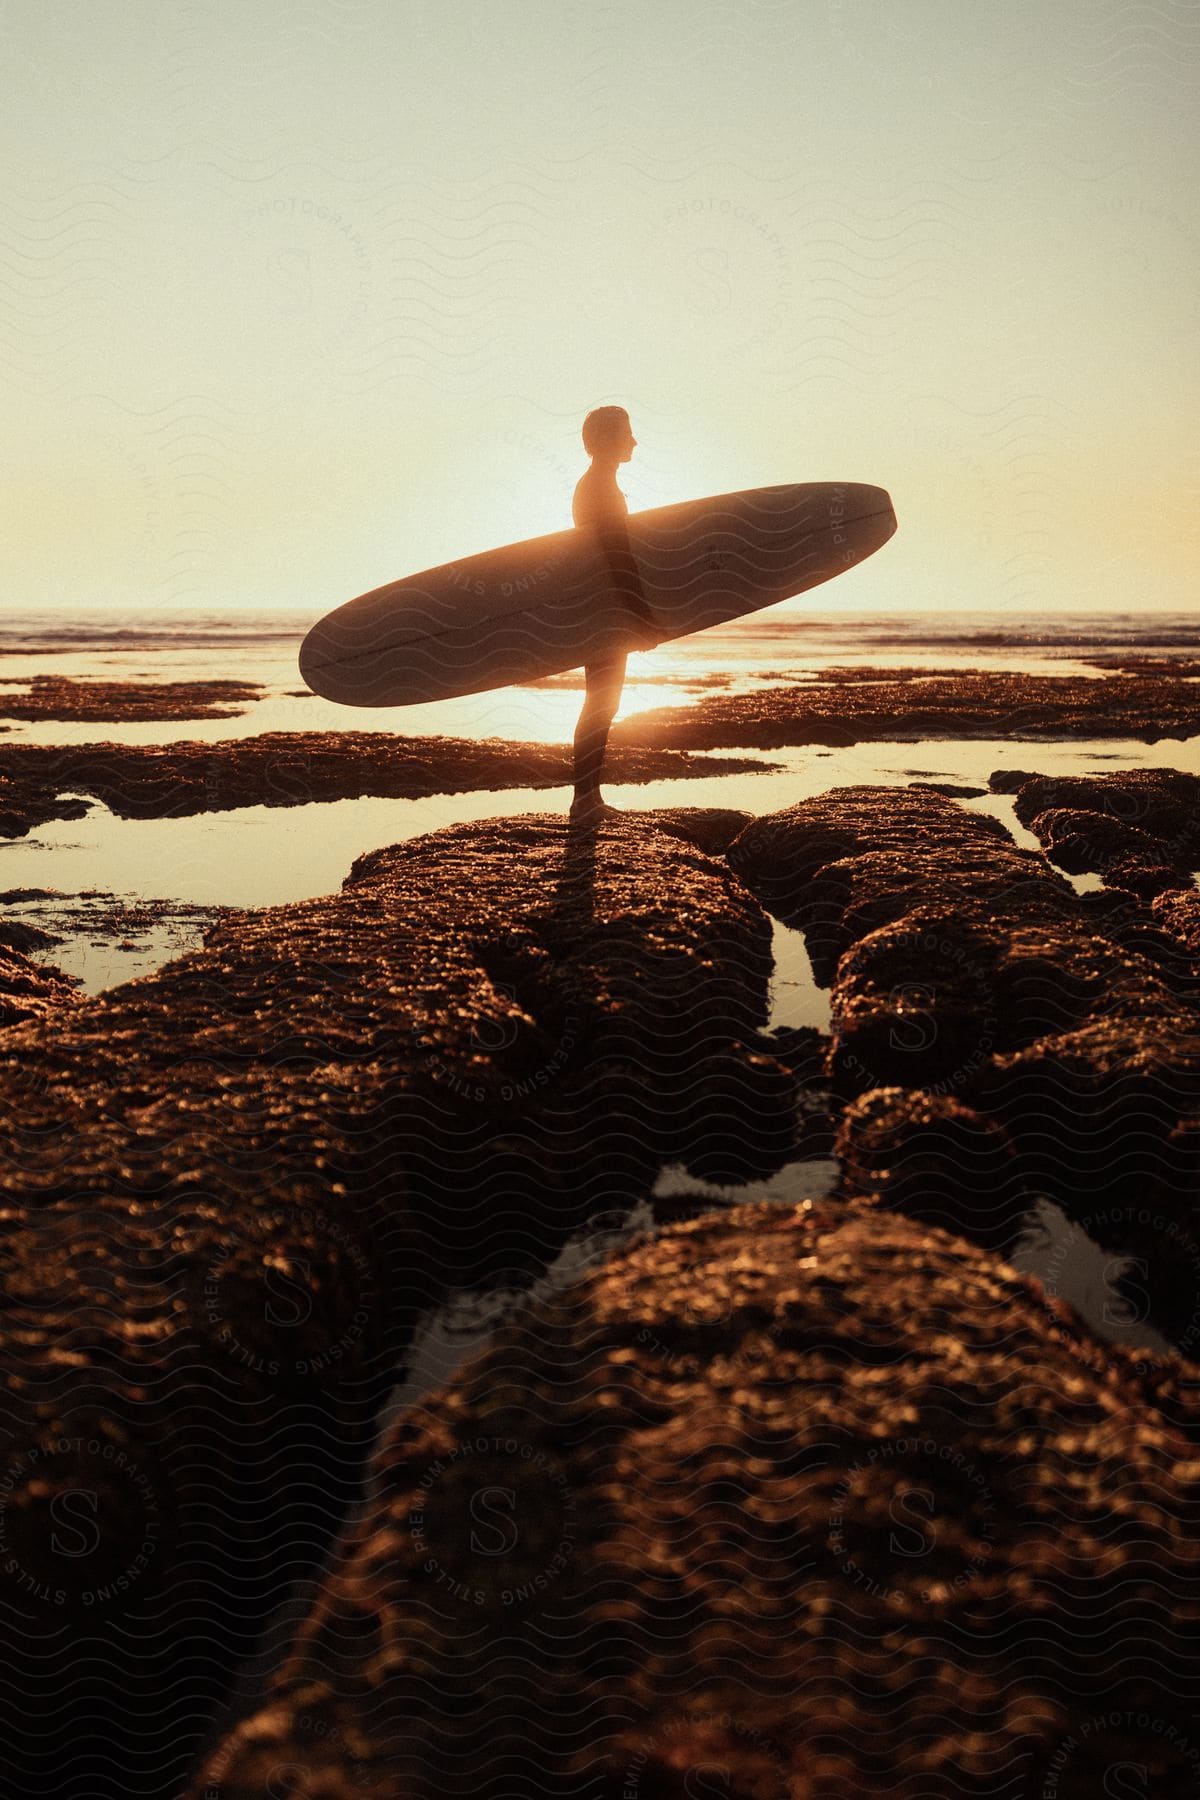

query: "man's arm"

left=596, top=513, right=658, bottom=647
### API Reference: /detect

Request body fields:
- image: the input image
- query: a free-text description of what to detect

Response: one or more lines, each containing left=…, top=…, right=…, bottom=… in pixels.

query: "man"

left=570, top=405, right=658, bottom=817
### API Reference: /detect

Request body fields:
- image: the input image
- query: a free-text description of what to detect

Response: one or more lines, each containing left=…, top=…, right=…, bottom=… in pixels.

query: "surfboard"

left=299, top=481, right=896, bottom=708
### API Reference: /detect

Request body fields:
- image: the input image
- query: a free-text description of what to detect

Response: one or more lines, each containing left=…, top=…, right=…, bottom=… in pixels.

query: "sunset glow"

left=3, top=3, right=1196, bottom=618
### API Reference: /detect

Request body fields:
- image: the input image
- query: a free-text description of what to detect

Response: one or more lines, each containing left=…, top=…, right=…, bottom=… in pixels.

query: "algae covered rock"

left=1012, top=770, right=1200, bottom=878
left=0, top=813, right=791, bottom=1795
left=0, top=938, right=78, bottom=1026
left=835, top=1087, right=1024, bottom=1252
left=190, top=1201, right=1200, bottom=1799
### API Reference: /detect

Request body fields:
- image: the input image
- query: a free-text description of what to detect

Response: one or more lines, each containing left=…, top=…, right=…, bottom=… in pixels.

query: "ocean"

left=1, top=606, right=1197, bottom=987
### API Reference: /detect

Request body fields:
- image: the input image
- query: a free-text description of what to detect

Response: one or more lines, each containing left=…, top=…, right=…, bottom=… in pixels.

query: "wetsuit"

left=570, top=469, right=656, bottom=799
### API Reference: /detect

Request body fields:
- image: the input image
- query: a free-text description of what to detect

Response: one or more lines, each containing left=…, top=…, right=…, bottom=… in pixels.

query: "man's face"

left=616, top=418, right=637, bottom=462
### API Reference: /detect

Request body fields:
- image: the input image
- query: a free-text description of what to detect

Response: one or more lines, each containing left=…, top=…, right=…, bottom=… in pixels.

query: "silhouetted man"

left=570, top=405, right=657, bottom=816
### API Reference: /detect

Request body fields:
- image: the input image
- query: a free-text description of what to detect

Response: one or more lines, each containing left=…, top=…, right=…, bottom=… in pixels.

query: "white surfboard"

left=299, top=481, right=896, bottom=708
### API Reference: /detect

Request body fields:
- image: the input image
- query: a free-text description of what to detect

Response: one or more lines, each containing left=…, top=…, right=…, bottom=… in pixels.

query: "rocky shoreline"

left=0, top=733, right=772, bottom=836
left=4, top=660, right=1199, bottom=846
left=0, top=675, right=263, bottom=723
left=1, top=779, right=1198, bottom=1795
left=0, top=809, right=792, bottom=1794
left=615, top=666, right=1200, bottom=749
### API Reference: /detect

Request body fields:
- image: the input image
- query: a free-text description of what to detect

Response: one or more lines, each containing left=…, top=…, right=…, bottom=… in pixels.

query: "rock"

left=187, top=1203, right=1200, bottom=1799
left=0, top=676, right=262, bottom=722
left=619, top=805, right=753, bottom=855
left=0, top=736, right=776, bottom=835
left=0, top=813, right=789, bottom=1792
left=976, top=1014, right=1200, bottom=1202
left=0, top=941, right=79, bottom=1024
left=1011, top=770, right=1200, bottom=870
left=0, top=887, right=65, bottom=903
left=728, top=786, right=1014, bottom=900
left=0, top=916, right=63, bottom=953
left=731, top=786, right=1200, bottom=1332
left=1104, top=856, right=1194, bottom=901
left=1154, top=889, right=1200, bottom=957
left=727, top=785, right=1025, bottom=921
left=1027, top=805, right=1177, bottom=875
left=908, top=779, right=988, bottom=798
left=612, top=670, right=1200, bottom=752
left=824, top=896, right=1178, bottom=1098
left=829, top=905, right=1004, bottom=1095
left=343, top=812, right=775, bottom=1082
left=835, top=1088, right=1026, bottom=1252
left=988, top=768, right=1043, bottom=793
left=727, top=786, right=1066, bottom=980
left=0, top=1183, right=389, bottom=1798
left=0, top=769, right=91, bottom=839
left=1074, top=891, right=1200, bottom=1002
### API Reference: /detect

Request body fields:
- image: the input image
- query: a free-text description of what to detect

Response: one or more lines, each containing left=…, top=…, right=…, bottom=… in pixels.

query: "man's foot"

left=570, top=790, right=614, bottom=818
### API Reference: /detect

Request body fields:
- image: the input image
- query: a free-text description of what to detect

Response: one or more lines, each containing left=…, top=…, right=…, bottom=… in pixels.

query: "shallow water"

left=8, top=729, right=1198, bottom=994
left=1011, top=1201, right=1178, bottom=1362
left=768, top=916, right=829, bottom=1034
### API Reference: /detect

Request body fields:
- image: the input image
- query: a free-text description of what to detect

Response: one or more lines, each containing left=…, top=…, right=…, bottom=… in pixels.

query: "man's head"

left=582, top=405, right=637, bottom=464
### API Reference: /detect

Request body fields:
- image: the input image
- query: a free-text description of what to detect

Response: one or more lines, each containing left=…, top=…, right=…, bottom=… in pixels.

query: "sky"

left=3, top=0, right=1198, bottom=615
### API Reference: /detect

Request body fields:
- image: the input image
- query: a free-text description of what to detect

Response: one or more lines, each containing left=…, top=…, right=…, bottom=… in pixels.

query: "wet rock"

left=1011, top=769, right=1200, bottom=871
left=188, top=1202, right=1200, bottom=1799
left=1020, top=791, right=1199, bottom=902
left=0, top=675, right=262, bottom=722
left=731, top=786, right=1200, bottom=1333
left=1028, top=805, right=1179, bottom=876
left=614, top=669, right=1200, bottom=752
left=0, top=916, right=62, bottom=953
left=727, top=786, right=1066, bottom=980
left=908, top=779, right=989, bottom=798
left=1154, top=888, right=1200, bottom=957
left=0, top=887, right=65, bottom=903
left=344, top=812, right=774, bottom=1069
left=620, top=805, right=753, bottom=855
left=0, top=814, right=787, bottom=1792
left=728, top=786, right=1015, bottom=906
left=0, top=1181, right=389, bottom=1799
left=727, top=784, right=1023, bottom=918
left=988, top=767, right=1042, bottom=793
left=0, top=941, right=79, bottom=1024
left=1104, top=856, right=1194, bottom=901
left=835, top=1089, right=1026, bottom=1253
left=838, top=902, right=1180, bottom=1078
left=829, top=905, right=1004, bottom=1095
left=0, top=735, right=775, bottom=834
left=733, top=788, right=1186, bottom=1060
left=0, top=767, right=91, bottom=838
left=975, top=1015, right=1200, bottom=1202
left=1074, top=890, right=1200, bottom=1001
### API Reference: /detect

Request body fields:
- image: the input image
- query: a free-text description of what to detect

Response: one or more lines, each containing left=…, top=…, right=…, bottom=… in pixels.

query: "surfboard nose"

left=842, top=482, right=894, bottom=521
left=837, top=482, right=896, bottom=550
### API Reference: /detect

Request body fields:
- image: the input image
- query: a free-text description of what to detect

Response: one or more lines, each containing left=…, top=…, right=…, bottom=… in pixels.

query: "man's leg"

left=572, top=653, right=627, bottom=804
